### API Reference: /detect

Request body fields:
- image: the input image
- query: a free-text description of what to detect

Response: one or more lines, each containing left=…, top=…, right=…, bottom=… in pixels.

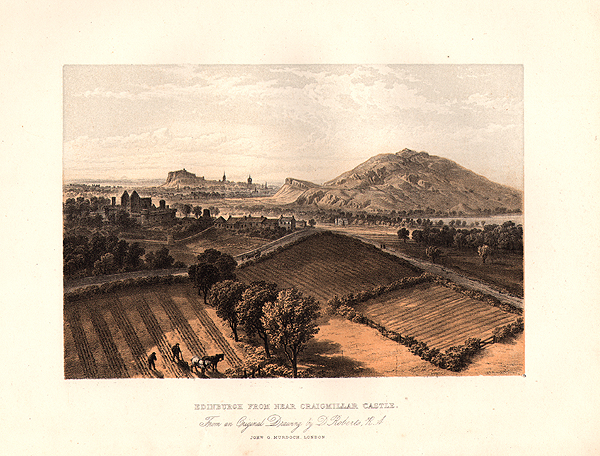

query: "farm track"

left=88, top=306, right=129, bottom=378
left=65, top=307, right=98, bottom=378
left=185, top=291, right=243, bottom=368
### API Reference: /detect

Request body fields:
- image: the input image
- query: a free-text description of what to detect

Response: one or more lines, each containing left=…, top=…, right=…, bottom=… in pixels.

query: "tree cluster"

left=63, top=197, right=139, bottom=229
left=64, top=233, right=179, bottom=277
left=409, top=221, right=523, bottom=253
left=206, top=278, right=320, bottom=378
left=188, top=249, right=237, bottom=303
left=63, top=197, right=111, bottom=228
left=170, top=215, right=214, bottom=240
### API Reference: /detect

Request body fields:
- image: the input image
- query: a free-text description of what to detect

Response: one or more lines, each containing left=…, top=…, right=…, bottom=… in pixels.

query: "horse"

left=202, top=353, right=224, bottom=372
left=190, top=356, right=211, bottom=375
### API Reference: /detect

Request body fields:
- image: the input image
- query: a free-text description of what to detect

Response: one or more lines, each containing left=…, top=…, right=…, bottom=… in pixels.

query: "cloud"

left=465, top=92, right=522, bottom=115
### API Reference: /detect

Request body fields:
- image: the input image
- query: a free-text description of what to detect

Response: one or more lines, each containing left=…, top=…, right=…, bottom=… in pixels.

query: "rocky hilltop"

left=270, top=178, right=321, bottom=204
left=273, top=149, right=522, bottom=214
left=162, top=168, right=205, bottom=188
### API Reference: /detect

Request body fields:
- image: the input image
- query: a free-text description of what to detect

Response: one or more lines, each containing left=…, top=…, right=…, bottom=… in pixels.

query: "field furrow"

left=185, top=291, right=243, bottom=368
left=65, top=307, right=98, bottom=378
left=108, top=296, right=152, bottom=375
left=150, top=291, right=207, bottom=358
left=355, top=281, right=518, bottom=352
left=88, top=306, right=129, bottom=378
left=132, top=295, right=185, bottom=377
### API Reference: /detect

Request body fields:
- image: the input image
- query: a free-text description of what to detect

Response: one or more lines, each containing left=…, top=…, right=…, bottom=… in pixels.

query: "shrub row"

left=64, top=274, right=189, bottom=303
left=327, top=273, right=434, bottom=310
left=492, top=318, right=525, bottom=342
left=329, top=301, right=482, bottom=372
left=224, top=345, right=296, bottom=378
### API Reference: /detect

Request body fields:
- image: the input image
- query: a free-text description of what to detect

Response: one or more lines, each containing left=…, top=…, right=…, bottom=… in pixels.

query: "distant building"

left=105, top=190, right=176, bottom=225
left=214, top=216, right=227, bottom=229
left=214, top=214, right=305, bottom=232
left=279, top=215, right=296, bottom=230
left=335, top=217, right=349, bottom=226
left=247, top=175, right=252, bottom=184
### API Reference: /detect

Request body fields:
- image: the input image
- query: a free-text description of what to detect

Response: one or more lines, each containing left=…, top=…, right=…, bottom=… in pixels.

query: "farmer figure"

left=148, top=352, right=157, bottom=370
left=171, top=343, right=182, bottom=362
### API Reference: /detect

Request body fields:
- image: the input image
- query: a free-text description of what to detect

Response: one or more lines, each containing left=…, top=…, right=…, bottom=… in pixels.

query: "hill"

left=271, top=177, right=321, bottom=204
left=161, top=168, right=207, bottom=188
left=272, top=149, right=522, bottom=214
left=236, top=231, right=422, bottom=303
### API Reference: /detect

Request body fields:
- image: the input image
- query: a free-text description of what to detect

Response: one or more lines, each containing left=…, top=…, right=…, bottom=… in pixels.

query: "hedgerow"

left=64, top=274, right=189, bottom=303
left=492, top=318, right=524, bottom=342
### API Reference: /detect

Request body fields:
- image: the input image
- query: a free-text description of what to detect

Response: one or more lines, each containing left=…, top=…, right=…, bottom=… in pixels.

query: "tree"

left=93, top=252, right=116, bottom=275
left=308, top=219, right=316, bottom=227
left=190, top=248, right=237, bottom=301
left=238, top=281, right=278, bottom=357
left=209, top=280, right=247, bottom=342
left=197, top=248, right=222, bottom=265
left=181, top=204, right=192, bottom=218
left=425, top=246, right=441, bottom=263
left=262, top=288, right=320, bottom=378
left=453, top=232, right=466, bottom=250
left=116, top=210, right=137, bottom=228
left=112, top=240, right=129, bottom=269
left=152, top=247, right=175, bottom=269
left=189, top=263, right=220, bottom=303
left=397, top=228, right=409, bottom=243
left=478, top=244, right=492, bottom=264
left=125, top=242, right=145, bottom=270
left=214, top=254, right=237, bottom=281
left=193, top=205, right=202, bottom=219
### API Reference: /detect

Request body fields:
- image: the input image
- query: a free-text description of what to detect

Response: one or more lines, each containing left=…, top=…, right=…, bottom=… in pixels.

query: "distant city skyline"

left=63, top=65, right=523, bottom=189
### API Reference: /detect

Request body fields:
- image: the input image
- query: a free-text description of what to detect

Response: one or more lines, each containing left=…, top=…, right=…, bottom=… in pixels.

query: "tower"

left=247, top=175, right=252, bottom=185
left=222, top=172, right=226, bottom=182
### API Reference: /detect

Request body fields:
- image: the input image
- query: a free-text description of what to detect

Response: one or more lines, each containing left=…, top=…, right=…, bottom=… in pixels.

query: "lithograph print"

left=63, top=65, right=524, bottom=379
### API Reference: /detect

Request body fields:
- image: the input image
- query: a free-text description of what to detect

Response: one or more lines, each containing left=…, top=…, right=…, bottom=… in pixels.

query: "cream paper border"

left=2, top=1, right=599, bottom=455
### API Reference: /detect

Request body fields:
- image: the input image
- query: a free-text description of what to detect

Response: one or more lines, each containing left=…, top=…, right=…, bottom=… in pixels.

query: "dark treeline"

left=64, top=197, right=138, bottom=229
left=298, top=207, right=520, bottom=226
left=409, top=221, right=523, bottom=252
left=64, top=233, right=182, bottom=278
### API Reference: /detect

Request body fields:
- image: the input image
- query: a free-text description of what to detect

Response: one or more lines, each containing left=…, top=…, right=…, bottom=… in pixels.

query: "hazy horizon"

left=63, top=65, right=523, bottom=190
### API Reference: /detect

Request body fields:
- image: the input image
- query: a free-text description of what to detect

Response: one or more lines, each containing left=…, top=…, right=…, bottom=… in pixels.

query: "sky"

left=63, top=65, right=523, bottom=189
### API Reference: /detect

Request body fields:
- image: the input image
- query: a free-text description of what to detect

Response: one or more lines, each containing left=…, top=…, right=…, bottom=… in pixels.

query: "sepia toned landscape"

left=64, top=65, right=523, bottom=379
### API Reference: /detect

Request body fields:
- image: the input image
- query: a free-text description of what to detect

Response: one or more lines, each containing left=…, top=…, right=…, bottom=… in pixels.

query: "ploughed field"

left=354, top=282, right=519, bottom=351
left=236, top=232, right=422, bottom=303
left=64, top=284, right=244, bottom=379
